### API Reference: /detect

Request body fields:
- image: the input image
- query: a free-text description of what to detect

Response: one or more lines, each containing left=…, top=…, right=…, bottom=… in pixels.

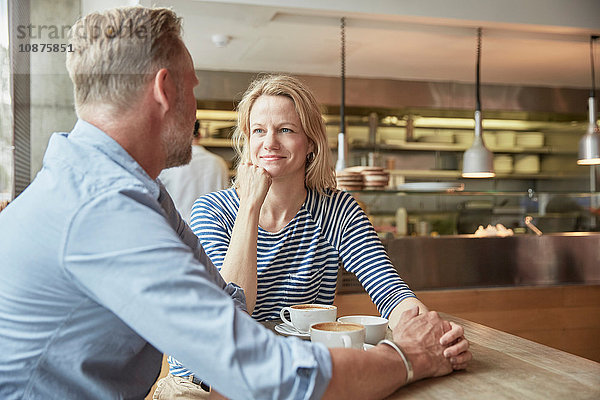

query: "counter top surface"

left=385, top=313, right=600, bottom=399
left=267, top=313, right=600, bottom=399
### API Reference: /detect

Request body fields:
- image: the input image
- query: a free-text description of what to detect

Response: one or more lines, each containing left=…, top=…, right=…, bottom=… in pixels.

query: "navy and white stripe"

left=169, top=188, right=415, bottom=376
left=192, top=188, right=414, bottom=319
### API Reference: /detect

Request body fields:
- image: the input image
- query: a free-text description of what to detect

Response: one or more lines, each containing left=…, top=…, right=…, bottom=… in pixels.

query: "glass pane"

left=0, top=0, right=13, bottom=206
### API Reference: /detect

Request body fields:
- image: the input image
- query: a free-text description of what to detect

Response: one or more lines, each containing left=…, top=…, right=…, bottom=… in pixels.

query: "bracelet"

left=378, top=339, right=413, bottom=384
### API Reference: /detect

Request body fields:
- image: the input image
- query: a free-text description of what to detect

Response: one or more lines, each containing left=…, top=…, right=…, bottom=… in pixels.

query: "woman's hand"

left=388, top=297, right=429, bottom=330
left=220, top=163, right=271, bottom=313
left=235, top=163, right=271, bottom=208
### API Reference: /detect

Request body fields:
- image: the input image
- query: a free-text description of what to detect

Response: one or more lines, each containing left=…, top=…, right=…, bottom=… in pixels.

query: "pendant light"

left=335, top=17, right=348, bottom=171
left=577, top=35, right=600, bottom=166
left=462, top=27, right=495, bottom=178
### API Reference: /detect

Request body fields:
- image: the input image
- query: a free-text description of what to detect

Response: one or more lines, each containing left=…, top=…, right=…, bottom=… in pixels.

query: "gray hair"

left=66, top=6, right=184, bottom=116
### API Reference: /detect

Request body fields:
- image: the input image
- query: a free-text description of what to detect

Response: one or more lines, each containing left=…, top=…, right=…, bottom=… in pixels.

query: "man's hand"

left=392, top=307, right=471, bottom=381
left=440, top=320, right=471, bottom=370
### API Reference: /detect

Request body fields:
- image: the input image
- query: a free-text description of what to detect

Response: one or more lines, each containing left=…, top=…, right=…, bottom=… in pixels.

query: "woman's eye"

left=252, top=128, right=264, bottom=135
left=281, top=128, right=292, bottom=133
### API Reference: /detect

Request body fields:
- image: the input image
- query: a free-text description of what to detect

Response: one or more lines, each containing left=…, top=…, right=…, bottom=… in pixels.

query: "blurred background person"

left=159, top=120, right=229, bottom=222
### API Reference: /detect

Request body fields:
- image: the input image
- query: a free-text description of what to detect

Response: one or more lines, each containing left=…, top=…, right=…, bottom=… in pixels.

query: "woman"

left=192, top=74, right=427, bottom=321
left=159, top=75, right=466, bottom=398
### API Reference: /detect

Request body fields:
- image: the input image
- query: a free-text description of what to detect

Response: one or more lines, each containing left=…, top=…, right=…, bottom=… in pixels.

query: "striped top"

left=168, top=188, right=415, bottom=377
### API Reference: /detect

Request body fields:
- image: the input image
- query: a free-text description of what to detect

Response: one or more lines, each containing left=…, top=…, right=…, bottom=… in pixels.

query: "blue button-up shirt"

left=0, top=120, right=332, bottom=399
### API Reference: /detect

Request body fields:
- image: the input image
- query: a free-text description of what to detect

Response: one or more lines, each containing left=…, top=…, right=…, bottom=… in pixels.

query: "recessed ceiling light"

left=211, top=34, right=230, bottom=48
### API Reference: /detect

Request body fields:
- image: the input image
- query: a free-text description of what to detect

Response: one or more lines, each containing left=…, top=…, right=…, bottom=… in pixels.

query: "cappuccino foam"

left=312, top=322, right=363, bottom=332
left=291, top=304, right=331, bottom=310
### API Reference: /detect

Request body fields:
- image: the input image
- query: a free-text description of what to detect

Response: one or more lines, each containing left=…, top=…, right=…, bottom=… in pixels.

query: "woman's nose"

left=263, top=131, right=280, bottom=149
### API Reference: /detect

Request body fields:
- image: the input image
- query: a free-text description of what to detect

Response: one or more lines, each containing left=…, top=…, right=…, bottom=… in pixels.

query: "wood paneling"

left=334, top=285, right=600, bottom=362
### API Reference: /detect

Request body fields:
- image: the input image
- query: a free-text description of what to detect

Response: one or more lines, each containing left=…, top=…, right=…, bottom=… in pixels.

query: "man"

left=0, top=6, right=470, bottom=400
left=159, top=120, right=230, bottom=223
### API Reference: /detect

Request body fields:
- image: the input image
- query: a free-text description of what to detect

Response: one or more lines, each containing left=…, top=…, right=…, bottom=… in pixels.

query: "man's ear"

left=152, top=68, right=175, bottom=116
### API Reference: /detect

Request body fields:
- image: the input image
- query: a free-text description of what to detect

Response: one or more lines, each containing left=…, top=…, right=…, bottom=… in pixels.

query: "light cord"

left=591, top=35, right=598, bottom=99
left=476, top=27, right=482, bottom=112
left=340, top=17, right=346, bottom=134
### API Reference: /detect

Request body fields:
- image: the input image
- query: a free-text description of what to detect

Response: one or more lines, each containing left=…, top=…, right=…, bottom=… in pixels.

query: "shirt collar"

left=70, top=119, right=160, bottom=200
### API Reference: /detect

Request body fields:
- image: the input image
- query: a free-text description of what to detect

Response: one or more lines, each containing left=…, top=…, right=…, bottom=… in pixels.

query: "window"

left=0, top=0, right=12, bottom=203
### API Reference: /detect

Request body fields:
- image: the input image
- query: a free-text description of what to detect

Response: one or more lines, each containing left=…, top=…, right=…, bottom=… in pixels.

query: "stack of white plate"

left=496, top=131, right=516, bottom=149
left=514, top=154, right=540, bottom=173
left=396, top=182, right=464, bottom=192
left=494, top=155, right=513, bottom=174
left=336, top=170, right=364, bottom=191
left=345, top=166, right=390, bottom=190
left=454, top=131, right=473, bottom=147
left=417, top=131, right=455, bottom=144
left=482, top=132, right=496, bottom=148
left=516, top=132, right=544, bottom=148
left=362, top=167, right=390, bottom=190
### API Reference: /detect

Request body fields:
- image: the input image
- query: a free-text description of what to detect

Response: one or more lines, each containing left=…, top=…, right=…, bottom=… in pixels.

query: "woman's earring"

left=306, top=152, right=315, bottom=164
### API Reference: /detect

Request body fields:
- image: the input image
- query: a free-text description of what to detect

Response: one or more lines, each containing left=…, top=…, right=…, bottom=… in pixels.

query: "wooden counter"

left=334, top=285, right=600, bottom=362
left=148, top=312, right=599, bottom=400
left=384, top=313, right=600, bottom=399
left=265, top=313, right=599, bottom=398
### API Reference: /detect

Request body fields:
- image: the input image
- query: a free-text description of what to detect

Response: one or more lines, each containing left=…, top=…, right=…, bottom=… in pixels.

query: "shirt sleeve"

left=335, top=192, right=416, bottom=318
left=157, top=181, right=246, bottom=310
left=61, top=188, right=332, bottom=399
left=189, top=192, right=234, bottom=269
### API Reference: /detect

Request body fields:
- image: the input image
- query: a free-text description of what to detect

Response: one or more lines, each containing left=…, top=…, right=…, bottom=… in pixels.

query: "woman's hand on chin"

left=236, top=163, right=272, bottom=208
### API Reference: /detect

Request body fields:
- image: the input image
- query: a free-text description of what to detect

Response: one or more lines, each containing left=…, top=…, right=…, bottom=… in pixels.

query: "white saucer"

left=363, top=343, right=374, bottom=350
left=274, top=323, right=310, bottom=338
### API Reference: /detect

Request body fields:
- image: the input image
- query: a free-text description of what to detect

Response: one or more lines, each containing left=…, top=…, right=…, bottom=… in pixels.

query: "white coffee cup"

left=337, top=315, right=388, bottom=345
left=279, top=304, right=337, bottom=333
left=310, top=322, right=365, bottom=349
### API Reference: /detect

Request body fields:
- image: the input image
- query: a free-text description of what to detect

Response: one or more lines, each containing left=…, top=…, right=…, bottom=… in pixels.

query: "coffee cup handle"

left=280, top=307, right=294, bottom=328
left=341, top=335, right=352, bottom=348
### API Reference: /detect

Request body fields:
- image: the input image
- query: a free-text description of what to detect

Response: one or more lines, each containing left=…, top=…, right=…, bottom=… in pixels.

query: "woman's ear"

left=152, top=68, right=175, bottom=116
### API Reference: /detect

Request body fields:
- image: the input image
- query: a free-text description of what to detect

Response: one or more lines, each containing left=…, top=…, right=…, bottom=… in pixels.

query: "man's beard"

left=162, top=96, right=194, bottom=169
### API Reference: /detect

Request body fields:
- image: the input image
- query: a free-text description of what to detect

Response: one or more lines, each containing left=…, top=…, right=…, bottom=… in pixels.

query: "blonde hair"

left=233, top=75, right=336, bottom=193
left=66, top=6, right=184, bottom=116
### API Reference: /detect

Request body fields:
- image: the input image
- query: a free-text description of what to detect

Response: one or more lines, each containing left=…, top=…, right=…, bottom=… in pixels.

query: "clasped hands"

left=391, top=307, right=472, bottom=381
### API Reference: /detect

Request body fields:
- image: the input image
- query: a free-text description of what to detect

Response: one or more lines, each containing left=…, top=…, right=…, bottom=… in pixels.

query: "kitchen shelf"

left=349, top=189, right=598, bottom=196
left=196, top=109, right=587, bottom=189
left=387, top=169, right=587, bottom=180
left=199, top=138, right=576, bottom=158
left=351, top=142, right=575, bottom=155
left=200, top=137, right=338, bottom=150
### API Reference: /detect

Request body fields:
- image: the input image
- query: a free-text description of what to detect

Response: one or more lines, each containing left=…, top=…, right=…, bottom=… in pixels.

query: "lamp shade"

left=461, top=28, right=494, bottom=178
left=577, top=97, right=600, bottom=165
left=462, top=110, right=495, bottom=178
left=577, top=127, right=600, bottom=165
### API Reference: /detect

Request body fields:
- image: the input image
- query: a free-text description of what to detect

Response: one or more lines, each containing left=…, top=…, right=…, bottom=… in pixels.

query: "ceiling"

left=127, top=0, right=600, bottom=90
